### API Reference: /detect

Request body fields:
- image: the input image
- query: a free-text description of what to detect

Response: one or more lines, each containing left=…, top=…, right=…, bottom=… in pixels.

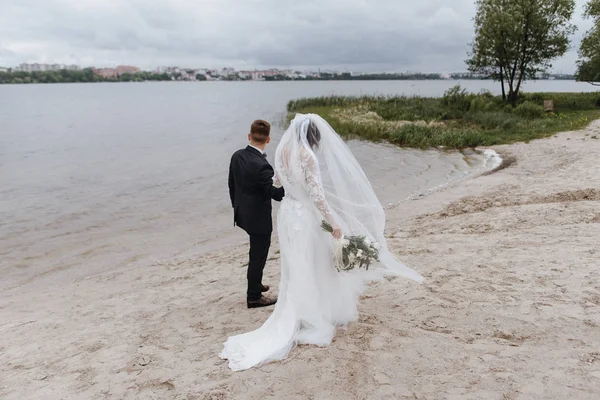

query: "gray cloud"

left=0, top=0, right=592, bottom=72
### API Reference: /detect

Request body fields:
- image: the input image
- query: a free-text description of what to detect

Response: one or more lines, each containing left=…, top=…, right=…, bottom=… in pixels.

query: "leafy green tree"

left=466, top=0, right=576, bottom=104
left=576, top=0, right=600, bottom=84
left=119, top=72, right=134, bottom=82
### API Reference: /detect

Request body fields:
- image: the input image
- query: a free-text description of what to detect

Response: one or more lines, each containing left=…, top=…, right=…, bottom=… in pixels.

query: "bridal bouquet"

left=321, top=220, right=380, bottom=272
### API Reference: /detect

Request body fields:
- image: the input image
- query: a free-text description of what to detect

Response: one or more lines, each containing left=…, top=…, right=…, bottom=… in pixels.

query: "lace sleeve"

left=300, top=149, right=333, bottom=222
left=273, top=171, right=282, bottom=188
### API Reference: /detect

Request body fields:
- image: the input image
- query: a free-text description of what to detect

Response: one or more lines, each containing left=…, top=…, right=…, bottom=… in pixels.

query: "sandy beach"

left=2, top=121, right=599, bottom=399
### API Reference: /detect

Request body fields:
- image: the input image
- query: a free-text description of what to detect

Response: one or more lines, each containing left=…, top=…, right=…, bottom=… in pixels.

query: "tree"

left=576, top=0, right=600, bottom=84
left=466, top=0, right=576, bottom=104
left=0, top=68, right=175, bottom=85
left=119, top=72, right=134, bottom=82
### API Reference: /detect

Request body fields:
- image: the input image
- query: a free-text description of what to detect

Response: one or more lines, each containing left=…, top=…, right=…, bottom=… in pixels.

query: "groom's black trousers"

left=247, top=233, right=271, bottom=301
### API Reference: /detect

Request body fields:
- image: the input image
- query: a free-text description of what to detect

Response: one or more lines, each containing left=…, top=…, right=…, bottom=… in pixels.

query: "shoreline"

left=2, top=123, right=600, bottom=398
left=393, top=148, right=503, bottom=204
left=0, top=140, right=484, bottom=296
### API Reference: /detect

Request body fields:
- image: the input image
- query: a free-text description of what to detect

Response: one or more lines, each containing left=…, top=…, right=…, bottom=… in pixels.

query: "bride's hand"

left=331, top=224, right=343, bottom=239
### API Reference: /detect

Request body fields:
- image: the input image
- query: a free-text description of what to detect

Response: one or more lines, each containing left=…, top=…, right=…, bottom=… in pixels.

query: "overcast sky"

left=0, top=0, right=593, bottom=73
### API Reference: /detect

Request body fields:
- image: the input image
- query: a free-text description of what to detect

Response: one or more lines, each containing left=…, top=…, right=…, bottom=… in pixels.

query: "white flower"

left=342, top=238, right=350, bottom=247
left=356, top=250, right=364, bottom=258
left=349, top=254, right=356, bottom=263
left=364, top=238, right=371, bottom=246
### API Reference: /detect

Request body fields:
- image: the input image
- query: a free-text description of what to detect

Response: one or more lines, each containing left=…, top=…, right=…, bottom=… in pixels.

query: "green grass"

left=286, top=87, right=600, bottom=149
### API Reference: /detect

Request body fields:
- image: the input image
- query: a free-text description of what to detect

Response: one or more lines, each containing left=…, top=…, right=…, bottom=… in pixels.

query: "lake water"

left=0, top=80, right=596, bottom=292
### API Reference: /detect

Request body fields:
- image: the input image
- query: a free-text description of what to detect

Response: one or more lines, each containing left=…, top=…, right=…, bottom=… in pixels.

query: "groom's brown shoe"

left=247, top=296, right=277, bottom=309
left=261, top=285, right=270, bottom=293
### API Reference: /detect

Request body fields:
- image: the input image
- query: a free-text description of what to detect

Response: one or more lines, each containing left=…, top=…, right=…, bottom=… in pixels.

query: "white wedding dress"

left=220, top=114, right=423, bottom=371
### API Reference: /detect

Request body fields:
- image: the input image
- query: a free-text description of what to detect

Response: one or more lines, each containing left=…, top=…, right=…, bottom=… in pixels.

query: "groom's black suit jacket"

left=228, top=146, right=285, bottom=235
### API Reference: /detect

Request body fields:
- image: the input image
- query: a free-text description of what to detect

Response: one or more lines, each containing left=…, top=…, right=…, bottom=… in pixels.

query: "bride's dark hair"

left=306, top=121, right=321, bottom=149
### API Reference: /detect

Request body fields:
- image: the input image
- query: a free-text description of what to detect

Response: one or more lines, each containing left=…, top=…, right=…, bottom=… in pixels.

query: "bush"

left=519, top=92, right=600, bottom=111
left=287, top=96, right=380, bottom=111
left=466, top=112, right=519, bottom=131
left=388, top=124, right=487, bottom=148
left=514, top=101, right=545, bottom=119
left=470, top=96, right=499, bottom=112
left=442, top=85, right=472, bottom=113
left=478, top=89, right=495, bottom=99
left=370, top=97, right=447, bottom=121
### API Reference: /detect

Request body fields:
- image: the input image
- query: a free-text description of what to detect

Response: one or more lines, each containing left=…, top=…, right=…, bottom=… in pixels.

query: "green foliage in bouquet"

left=321, top=220, right=380, bottom=272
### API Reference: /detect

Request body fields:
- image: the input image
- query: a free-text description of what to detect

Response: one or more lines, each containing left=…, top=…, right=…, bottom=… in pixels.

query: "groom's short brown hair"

left=250, top=120, right=271, bottom=143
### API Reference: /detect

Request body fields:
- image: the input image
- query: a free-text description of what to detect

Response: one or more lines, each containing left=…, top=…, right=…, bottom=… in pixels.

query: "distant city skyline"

left=5, top=62, right=371, bottom=74
left=0, top=60, right=584, bottom=77
left=0, top=1, right=592, bottom=74
left=2, top=63, right=575, bottom=83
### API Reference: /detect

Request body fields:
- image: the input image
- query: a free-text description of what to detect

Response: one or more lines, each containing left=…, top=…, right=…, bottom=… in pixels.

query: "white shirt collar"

left=249, top=144, right=266, bottom=156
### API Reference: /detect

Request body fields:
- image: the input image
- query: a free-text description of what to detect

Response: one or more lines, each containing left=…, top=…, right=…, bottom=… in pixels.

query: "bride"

left=220, top=113, right=423, bottom=371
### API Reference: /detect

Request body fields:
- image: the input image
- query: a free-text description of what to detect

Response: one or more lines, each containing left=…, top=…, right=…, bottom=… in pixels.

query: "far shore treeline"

left=0, top=68, right=575, bottom=85
left=0, top=69, right=174, bottom=84
left=0, top=70, right=447, bottom=84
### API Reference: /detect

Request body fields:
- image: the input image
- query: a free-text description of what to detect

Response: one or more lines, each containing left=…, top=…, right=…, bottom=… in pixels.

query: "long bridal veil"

left=277, top=113, right=424, bottom=283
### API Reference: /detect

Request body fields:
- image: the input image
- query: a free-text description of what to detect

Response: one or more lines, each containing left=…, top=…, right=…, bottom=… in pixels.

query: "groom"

left=228, top=120, right=285, bottom=308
